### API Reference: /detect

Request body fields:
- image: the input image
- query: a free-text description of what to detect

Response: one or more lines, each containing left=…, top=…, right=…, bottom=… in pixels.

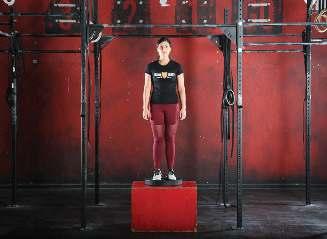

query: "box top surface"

left=132, top=181, right=197, bottom=188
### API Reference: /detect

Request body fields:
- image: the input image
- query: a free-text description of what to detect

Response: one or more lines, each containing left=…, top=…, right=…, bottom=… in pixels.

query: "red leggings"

left=150, top=104, right=179, bottom=170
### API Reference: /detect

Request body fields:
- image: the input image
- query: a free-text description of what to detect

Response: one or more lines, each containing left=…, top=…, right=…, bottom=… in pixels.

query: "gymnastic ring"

left=223, top=89, right=235, bottom=106
left=88, top=21, right=103, bottom=43
left=3, top=0, right=15, bottom=6
left=314, top=9, right=327, bottom=33
left=89, top=31, right=102, bottom=43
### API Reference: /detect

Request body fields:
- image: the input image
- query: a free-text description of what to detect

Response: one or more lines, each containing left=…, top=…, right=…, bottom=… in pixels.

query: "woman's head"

left=157, top=37, right=172, bottom=59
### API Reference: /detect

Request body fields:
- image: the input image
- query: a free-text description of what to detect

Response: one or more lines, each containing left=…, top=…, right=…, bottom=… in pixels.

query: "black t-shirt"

left=145, top=60, right=183, bottom=104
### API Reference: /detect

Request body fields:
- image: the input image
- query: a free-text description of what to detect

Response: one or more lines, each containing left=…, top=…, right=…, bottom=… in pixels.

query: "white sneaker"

left=152, top=169, right=162, bottom=181
left=168, top=170, right=176, bottom=180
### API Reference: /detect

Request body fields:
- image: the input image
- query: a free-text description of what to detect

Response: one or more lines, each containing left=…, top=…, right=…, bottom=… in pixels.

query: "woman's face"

left=157, top=41, right=171, bottom=58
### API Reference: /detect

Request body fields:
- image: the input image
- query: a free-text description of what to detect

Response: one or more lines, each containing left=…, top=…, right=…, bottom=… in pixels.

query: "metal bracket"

left=237, top=94, right=243, bottom=108
left=88, top=23, right=104, bottom=43
left=219, top=26, right=236, bottom=42
left=99, top=36, right=115, bottom=49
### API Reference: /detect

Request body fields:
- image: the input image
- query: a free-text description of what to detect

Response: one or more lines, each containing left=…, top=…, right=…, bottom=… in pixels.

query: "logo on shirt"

left=153, top=72, right=176, bottom=79
left=161, top=72, right=168, bottom=79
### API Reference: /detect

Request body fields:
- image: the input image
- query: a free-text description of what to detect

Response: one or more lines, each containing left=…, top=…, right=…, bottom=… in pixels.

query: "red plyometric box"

left=131, top=181, right=197, bottom=232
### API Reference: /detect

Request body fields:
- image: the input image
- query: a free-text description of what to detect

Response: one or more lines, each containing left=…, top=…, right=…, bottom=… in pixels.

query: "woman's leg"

left=165, top=122, right=178, bottom=170
left=164, top=104, right=179, bottom=170
left=150, top=123, right=165, bottom=170
left=150, top=104, right=165, bottom=170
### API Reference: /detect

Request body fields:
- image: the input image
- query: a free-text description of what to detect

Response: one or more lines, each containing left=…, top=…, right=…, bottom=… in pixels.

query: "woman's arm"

left=177, top=73, right=187, bottom=120
left=142, top=73, right=152, bottom=120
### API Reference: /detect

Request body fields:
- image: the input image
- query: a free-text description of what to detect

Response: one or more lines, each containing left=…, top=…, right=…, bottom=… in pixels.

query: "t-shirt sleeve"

left=145, top=63, right=151, bottom=74
left=176, top=63, right=184, bottom=76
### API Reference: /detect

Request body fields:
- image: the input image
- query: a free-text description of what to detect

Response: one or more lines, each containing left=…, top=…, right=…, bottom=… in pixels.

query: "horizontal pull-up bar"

left=237, top=50, right=304, bottom=53
left=0, top=49, right=81, bottom=54
left=10, top=34, right=81, bottom=38
left=0, top=48, right=306, bottom=55
left=244, top=22, right=327, bottom=26
left=0, top=33, right=317, bottom=39
left=0, top=12, right=77, bottom=17
left=244, top=41, right=327, bottom=46
left=244, top=33, right=302, bottom=37
left=0, top=33, right=215, bottom=38
left=0, top=33, right=308, bottom=38
left=99, top=23, right=235, bottom=28
left=101, top=34, right=218, bottom=38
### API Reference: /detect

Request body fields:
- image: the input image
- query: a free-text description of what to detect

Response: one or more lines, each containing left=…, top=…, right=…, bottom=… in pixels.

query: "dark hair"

left=157, top=37, right=171, bottom=46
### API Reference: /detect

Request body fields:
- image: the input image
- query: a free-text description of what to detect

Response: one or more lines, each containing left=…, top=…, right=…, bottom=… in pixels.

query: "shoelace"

left=154, top=170, right=161, bottom=176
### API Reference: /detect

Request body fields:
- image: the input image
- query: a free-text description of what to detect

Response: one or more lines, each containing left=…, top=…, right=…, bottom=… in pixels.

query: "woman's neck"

left=158, top=57, right=170, bottom=66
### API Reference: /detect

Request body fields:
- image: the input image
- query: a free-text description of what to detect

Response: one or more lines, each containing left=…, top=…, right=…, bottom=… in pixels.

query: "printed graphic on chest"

left=154, top=72, right=176, bottom=79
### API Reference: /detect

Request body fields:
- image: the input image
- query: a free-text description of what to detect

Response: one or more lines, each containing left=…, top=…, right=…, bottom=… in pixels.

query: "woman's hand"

left=179, top=107, right=186, bottom=120
left=143, top=108, right=151, bottom=120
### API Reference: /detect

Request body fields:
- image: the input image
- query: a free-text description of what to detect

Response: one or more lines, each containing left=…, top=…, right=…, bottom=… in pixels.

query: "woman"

left=142, top=37, right=187, bottom=181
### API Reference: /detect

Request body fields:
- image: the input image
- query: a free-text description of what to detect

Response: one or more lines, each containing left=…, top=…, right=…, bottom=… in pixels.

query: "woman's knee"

left=154, top=135, right=164, bottom=144
left=165, top=134, right=176, bottom=143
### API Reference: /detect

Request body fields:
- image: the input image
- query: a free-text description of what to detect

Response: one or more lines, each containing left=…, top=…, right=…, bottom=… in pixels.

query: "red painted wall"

left=0, top=0, right=326, bottom=184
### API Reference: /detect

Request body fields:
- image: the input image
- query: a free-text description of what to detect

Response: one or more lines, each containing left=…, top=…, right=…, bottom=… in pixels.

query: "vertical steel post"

left=304, top=0, right=313, bottom=206
left=80, top=0, right=88, bottom=229
left=92, top=0, right=101, bottom=205
left=236, top=0, right=243, bottom=229
left=8, top=5, right=18, bottom=207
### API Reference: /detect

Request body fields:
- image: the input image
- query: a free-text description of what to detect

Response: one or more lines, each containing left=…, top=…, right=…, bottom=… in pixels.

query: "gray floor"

left=0, top=187, right=327, bottom=239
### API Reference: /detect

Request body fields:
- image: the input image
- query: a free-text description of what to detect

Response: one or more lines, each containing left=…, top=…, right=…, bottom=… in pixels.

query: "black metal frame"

left=1, top=0, right=326, bottom=230
left=92, top=0, right=101, bottom=207
left=7, top=4, right=18, bottom=207
left=80, top=0, right=88, bottom=229
left=236, top=0, right=243, bottom=228
left=303, top=0, right=314, bottom=206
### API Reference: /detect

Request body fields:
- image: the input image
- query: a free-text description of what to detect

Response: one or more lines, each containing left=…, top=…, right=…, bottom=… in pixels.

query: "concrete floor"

left=0, top=186, right=327, bottom=239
